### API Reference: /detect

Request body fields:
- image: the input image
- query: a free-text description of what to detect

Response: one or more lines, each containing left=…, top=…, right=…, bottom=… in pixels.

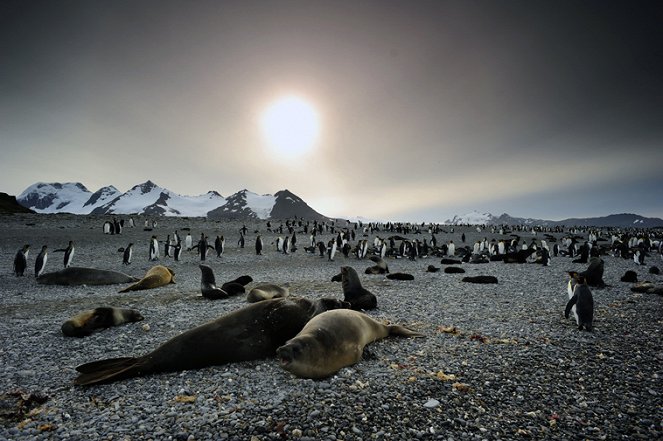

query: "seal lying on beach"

left=118, top=265, right=174, bottom=292
left=73, top=297, right=349, bottom=385
left=246, top=283, right=289, bottom=303
left=37, top=267, right=139, bottom=286
left=61, top=307, right=144, bottom=338
left=277, top=309, right=423, bottom=379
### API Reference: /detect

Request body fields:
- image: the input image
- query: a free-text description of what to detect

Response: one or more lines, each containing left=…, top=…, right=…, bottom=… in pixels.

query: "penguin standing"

left=172, top=242, right=182, bottom=261
left=193, top=233, right=213, bottom=261
left=55, top=241, right=75, bottom=268
left=123, top=243, right=133, bottom=265
left=238, top=233, right=245, bottom=248
left=255, top=235, right=263, bottom=255
left=164, top=235, right=172, bottom=257
left=215, top=235, right=225, bottom=257
left=185, top=233, right=193, bottom=251
left=34, top=245, right=48, bottom=276
left=13, top=244, right=30, bottom=276
left=565, top=274, right=594, bottom=331
left=149, top=236, right=159, bottom=261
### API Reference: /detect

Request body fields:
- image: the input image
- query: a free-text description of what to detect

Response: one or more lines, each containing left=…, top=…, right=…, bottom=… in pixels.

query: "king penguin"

left=149, top=236, right=159, bottom=261
left=123, top=243, right=133, bottom=265
left=55, top=241, right=75, bottom=268
left=34, top=245, right=48, bottom=277
left=13, top=244, right=30, bottom=277
left=255, top=235, right=263, bottom=255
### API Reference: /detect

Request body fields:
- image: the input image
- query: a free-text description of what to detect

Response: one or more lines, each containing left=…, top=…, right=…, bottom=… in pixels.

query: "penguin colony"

left=8, top=215, right=663, bottom=384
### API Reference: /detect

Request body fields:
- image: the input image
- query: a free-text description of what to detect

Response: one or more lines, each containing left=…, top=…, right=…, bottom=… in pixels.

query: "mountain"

left=0, top=192, right=34, bottom=214
left=16, top=181, right=331, bottom=221
left=90, top=181, right=226, bottom=217
left=206, top=188, right=330, bottom=221
left=445, top=210, right=663, bottom=228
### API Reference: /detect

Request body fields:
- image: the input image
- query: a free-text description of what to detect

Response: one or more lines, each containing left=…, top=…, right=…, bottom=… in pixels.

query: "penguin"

left=192, top=233, right=214, bottom=261
left=149, top=236, right=159, bottom=261
left=238, top=233, right=245, bottom=248
left=283, top=236, right=291, bottom=254
left=328, top=239, right=337, bottom=261
left=103, top=221, right=112, bottom=234
left=565, top=274, right=594, bottom=331
left=172, top=242, right=182, bottom=261
left=185, top=233, right=193, bottom=251
left=123, top=243, right=133, bottom=265
left=34, top=245, right=48, bottom=277
left=215, top=235, right=225, bottom=257
left=13, top=244, right=30, bottom=276
left=164, top=235, right=172, bottom=257
left=255, top=235, right=263, bottom=255
left=55, top=241, right=75, bottom=268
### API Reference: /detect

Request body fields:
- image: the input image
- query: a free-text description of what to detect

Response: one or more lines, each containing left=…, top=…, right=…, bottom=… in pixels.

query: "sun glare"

left=260, top=95, right=320, bottom=158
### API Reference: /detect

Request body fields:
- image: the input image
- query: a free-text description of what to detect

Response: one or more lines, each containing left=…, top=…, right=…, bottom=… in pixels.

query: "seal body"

left=341, top=266, right=377, bottom=310
left=73, top=297, right=349, bottom=385
left=61, top=307, right=144, bottom=337
left=247, top=284, right=289, bottom=303
left=462, top=275, right=498, bottom=284
left=277, top=309, right=422, bottom=379
left=198, top=264, right=228, bottom=299
left=37, top=267, right=139, bottom=286
left=118, top=265, right=174, bottom=292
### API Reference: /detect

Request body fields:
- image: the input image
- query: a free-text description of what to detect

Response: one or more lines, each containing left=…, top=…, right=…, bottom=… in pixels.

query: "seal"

left=37, top=267, right=139, bottom=286
left=444, top=266, right=465, bottom=274
left=365, top=256, right=389, bottom=275
left=73, top=297, right=350, bottom=385
left=198, top=264, right=229, bottom=299
left=462, top=275, right=498, bottom=284
left=386, top=272, right=415, bottom=281
left=426, top=265, right=440, bottom=273
left=118, top=265, right=175, bottom=292
left=61, top=307, right=144, bottom=338
left=578, top=257, right=606, bottom=288
left=620, top=270, right=638, bottom=283
left=276, top=309, right=423, bottom=379
left=341, top=266, right=377, bottom=310
left=246, top=283, right=289, bottom=303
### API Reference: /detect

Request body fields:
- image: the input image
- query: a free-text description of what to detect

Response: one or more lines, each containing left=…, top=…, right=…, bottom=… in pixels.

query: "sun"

left=260, top=95, right=320, bottom=158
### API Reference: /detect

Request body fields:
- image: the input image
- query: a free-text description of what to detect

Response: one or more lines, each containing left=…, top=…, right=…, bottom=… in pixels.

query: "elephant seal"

left=37, top=267, right=139, bottom=286
left=276, top=309, right=423, bottom=379
left=246, top=284, right=289, bottom=303
left=462, top=275, right=498, bottom=284
left=341, top=266, right=377, bottom=310
left=119, top=265, right=174, bottom=292
left=73, top=297, right=349, bottom=385
left=62, top=307, right=144, bottom=338
left=198, top=264, right=228, bottom=299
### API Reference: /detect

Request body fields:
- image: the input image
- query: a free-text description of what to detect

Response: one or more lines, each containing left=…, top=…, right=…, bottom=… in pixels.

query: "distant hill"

left=446, top=210, right=663, bottom=228
left=0, top=192, right=34, bottom=214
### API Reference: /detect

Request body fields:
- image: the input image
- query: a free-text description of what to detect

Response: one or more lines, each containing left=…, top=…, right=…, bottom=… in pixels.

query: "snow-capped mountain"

left=207, top=189, right=330, bottom=221
left=445, top=211, right=663, bottom=228
left=16, top=182, right=120, bottom=214
left=445, top=210, right=495, bottom=225
left=90, top=181, right=226, bottom=217
left=16, top=181, right=331, bottom=220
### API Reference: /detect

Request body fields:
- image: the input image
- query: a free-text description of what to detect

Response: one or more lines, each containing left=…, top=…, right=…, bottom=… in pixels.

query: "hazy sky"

left=2, top=0, right=662, bottom=221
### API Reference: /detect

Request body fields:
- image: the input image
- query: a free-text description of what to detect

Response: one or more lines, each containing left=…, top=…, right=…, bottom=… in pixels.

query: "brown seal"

left=61, top=307, right=144, bottom=338
left=246, top=283, right=289, bottom=303
left=118, top=265, right=174, bottom=292
left=73, top=297, right=349, bottom=385
left=37, top=267, right=139, bottom=286
left=276, top=309, right=423, bottom=379
left=341, top=266, right=377, bottom=310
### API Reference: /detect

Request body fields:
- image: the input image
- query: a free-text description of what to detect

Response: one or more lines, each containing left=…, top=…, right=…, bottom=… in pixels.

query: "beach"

left=1, top=213, right=661, bottom=440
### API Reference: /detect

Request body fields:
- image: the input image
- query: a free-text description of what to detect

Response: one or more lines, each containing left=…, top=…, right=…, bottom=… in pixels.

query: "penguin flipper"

left=564, top=294, right=578, bottom=319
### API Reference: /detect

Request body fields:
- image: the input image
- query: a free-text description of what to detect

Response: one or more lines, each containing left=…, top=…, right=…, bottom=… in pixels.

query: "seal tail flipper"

left=74, top=357, right=142, bottom=385
left=118, top=283, right=138, bottom=293
left=387, top=324, right=424, bottom=338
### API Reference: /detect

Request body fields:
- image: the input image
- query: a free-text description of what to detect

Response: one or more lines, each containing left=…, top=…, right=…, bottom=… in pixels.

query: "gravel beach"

left=1, top=214, right=661, bottom=440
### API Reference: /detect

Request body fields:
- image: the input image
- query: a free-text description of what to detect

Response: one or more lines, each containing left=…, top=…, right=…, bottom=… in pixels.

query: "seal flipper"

left=74, top=357, right=143, bottom=386
left=387, top=324, right=424, bottom=338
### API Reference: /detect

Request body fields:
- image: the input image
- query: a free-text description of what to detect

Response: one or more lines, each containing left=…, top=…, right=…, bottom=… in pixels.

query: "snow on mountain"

left=91, top=181, right=226, bottom=216
left=207, top=189, right=274, bottom=220
left=17, top=182, right=93, bottom=214
left=445, top=210, right=495, bottom=225
left=82, top=186, right=122, bottom=210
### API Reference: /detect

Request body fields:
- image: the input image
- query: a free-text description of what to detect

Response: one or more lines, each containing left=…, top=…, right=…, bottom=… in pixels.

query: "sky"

left=1, top=0, right=662, bottom=222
